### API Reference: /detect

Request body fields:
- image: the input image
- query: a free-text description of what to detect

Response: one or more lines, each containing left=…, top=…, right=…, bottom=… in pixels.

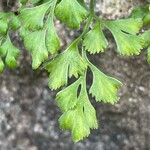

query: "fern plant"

left=0, top=0, right=150, bottom=142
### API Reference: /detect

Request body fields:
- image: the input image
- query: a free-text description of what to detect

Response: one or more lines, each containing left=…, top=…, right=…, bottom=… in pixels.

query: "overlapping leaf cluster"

left=0, top=12, right=20, bottom=72
left=131, top=5, right=150, bottom=63
left=19, top=0, right=60, bottom=69
left=0, top=0, right=149, bottom=142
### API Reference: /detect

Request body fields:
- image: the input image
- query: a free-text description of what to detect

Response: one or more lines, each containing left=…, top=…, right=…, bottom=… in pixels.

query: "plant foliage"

left=0, top=0, right=150, bottom=142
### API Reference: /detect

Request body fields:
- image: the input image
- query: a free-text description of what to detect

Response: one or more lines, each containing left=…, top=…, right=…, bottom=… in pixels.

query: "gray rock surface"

left=0, top=1, right=150, bottom=150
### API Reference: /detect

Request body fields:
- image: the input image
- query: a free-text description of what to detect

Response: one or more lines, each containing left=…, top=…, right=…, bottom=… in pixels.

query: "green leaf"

left=0, top=20, right=8, bottom=35
left=56, top=78, right=81, bottom=112
left=20, top=0, right=60, bottom=69
left=141, top=30, right=150, bottom=47
left=20, top=28, right=48, bottom=69
left=31, top=0, right=41, bottom=4
left=131, top=4, right=150, bottom=26
left=79, top=84, right=98, bottom=130
left=45, top=42, right=87, bottom=89
left=19, top=1, right=51, bottom=30
left=9, top=15, right=21, bottom=30
left=89, top=65, right=122, bottom=104
left=105, top=18, right=144, bottom=56
left=0, top=12, right=20, bottom=33
left=131, top=4, right=149, bottom=19
left=59, top=78, right=98, bottom=142
left=20, top=12, right=60, bottom=69
left=59, top=107, right=91, bottom=142
left=31, top=0, right=50, bottom=4
left=147, top=47, right=150, bottom=64
left=77, top=0, right=87, bottom=9
left=143, top=12, right=150, bottom=26
left=0, top=36, right=20, bottom=69
left=19, top=0, right=28, bottom=4
left=142, top=30, right=150, bottom=65
left=55, top=0, right=87, bottom=29
left=83, top=21, right=108, bottom=54
left=0, top=14, right=9, bottom=35
left=0, top=58, right=4, bottom=73
left=70, top=109, right=90, bottom=142
left=45, top=16, right=60, bottom=54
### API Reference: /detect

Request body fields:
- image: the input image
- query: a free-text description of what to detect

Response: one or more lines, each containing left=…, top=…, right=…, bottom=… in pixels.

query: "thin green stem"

left=81, top=0, right=96, bottom=66
left=90, top=0, right=96, bottom=15
left=81, top=0, right=97, bottom=86
left=74, top=0, right=97, bottom=44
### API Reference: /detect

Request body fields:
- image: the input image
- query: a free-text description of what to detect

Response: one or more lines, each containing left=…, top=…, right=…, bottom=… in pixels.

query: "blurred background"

left=0, top=0, right=150, bottom=150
